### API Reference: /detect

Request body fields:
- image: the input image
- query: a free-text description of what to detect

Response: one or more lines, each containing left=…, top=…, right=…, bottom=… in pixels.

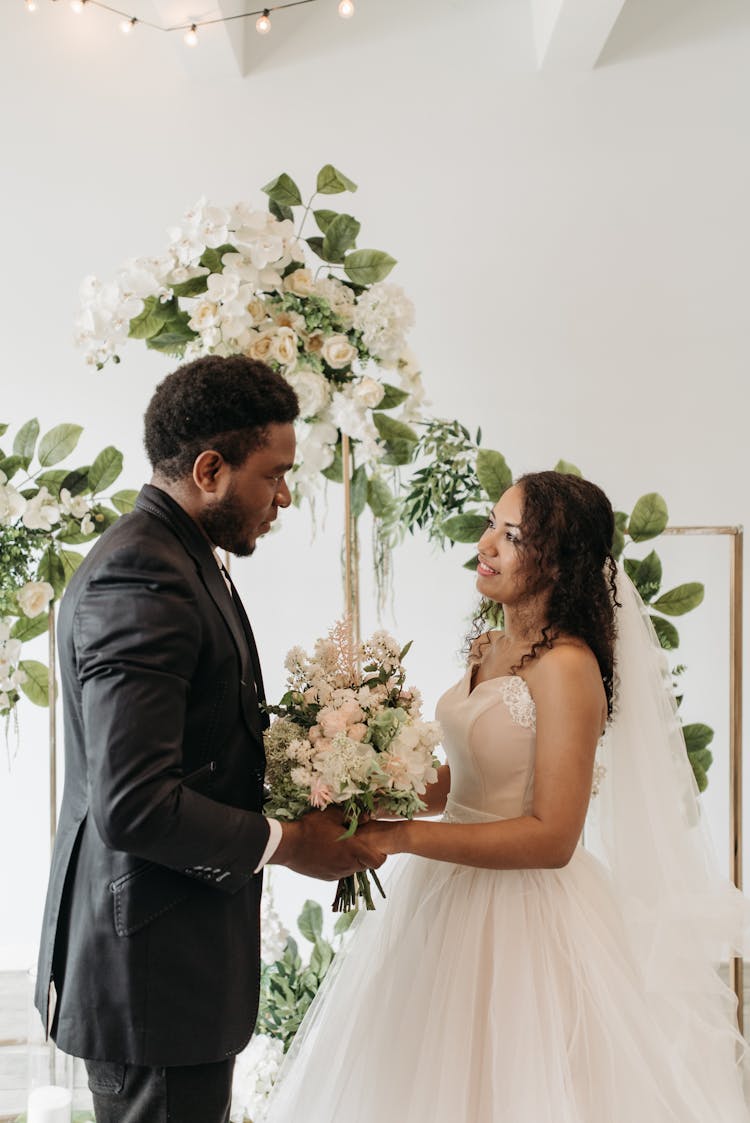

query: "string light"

left=69, top=0, right=87, bottom=12
left=256, top=9, right=272, bottom=34
left=120, top=16, right=136, bottom=34
left=184, top=23, right=198, bottom=46
left=24, top=0, right=38, bottom=10
left=338, top=0, right=354, bottom=16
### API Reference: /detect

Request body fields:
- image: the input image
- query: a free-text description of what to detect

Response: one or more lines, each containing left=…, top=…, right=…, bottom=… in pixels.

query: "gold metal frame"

left=661, top=526, right=744, bottom=1030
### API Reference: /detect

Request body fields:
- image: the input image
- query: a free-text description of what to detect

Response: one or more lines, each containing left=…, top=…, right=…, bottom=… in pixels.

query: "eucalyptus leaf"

left=262, top=173, right=303, bottom=208
left=628, top=492, right=668, bottom=542
left=322, top=214, right=361, bottom=263
left=316, top=164, right=358, bottom=195
left=38, top=424, right=83, bottom=468
left=344, top=249, right=397, bottom=286
left=378, top=383, right=409, bottom=410
left=88, top=446, right=123, bottom=493
left=682, top=723, right=714, bottom=753
left=442, top=513, right=488, bottom=544
left=18, top=660, right=49, bottom=707
left=11, top=613, right=50, bottom=643
left=350, top=465, right=368, bottom=518
left=652, top=582, right=704, bottom=617
left=476, top=449, right=512, bottom=501
left=650, top=615, right=680, bottom=650
left=297, top=899, right=324, bottom=943
left=111, top=489, right=139, bottom=514
left=367, top=476, right=395, bottom=518
left=13, top=418, right=39, bottom=466
left=314, top=209, right=339, bottom=234
left=553, top=459, right=582, bottom=477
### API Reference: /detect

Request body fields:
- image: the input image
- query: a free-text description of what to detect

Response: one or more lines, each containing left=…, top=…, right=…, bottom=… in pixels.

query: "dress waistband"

left=442, top=796, right=507, bottom=824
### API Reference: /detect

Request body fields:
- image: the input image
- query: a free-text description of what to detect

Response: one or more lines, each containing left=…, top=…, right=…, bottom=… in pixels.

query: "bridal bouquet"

left=264, top=622, right=441, bottom=911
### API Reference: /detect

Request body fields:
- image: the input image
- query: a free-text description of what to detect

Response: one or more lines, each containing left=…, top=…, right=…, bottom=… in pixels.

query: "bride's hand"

left=356, top=819, right=408, bottom=856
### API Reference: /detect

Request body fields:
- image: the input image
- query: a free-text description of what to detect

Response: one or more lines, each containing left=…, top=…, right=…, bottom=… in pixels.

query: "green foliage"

left=316, top=164, right=358, bottom=194
left=255, top=900, right=346, bottom=1052
left=476, top=448, right=512, bottom=502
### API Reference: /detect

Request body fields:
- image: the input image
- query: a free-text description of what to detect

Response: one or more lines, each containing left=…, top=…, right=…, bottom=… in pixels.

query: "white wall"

left=1, top=0, right=749, bottom=964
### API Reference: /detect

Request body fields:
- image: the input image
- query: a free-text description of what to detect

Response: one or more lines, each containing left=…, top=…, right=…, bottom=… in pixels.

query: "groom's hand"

left=270, top=808, right=387, bottom=881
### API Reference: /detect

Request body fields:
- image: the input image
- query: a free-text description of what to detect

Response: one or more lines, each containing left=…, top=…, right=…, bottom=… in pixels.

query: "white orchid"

left=59, top=487, right=89, bottom=519
left=22, top=487, right=60, bottom=532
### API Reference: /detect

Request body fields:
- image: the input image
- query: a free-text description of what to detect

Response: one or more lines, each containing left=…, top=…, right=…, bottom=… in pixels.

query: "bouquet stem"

left=332, top=868, right=387, bottom=913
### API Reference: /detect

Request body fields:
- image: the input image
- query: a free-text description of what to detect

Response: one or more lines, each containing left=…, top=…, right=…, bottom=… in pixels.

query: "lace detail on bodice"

left=499, top=676, right=536, bottom=731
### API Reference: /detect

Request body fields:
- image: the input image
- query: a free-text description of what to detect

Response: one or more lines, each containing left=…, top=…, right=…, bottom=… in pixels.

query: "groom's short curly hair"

left=144, top=354, right=298, bottom=480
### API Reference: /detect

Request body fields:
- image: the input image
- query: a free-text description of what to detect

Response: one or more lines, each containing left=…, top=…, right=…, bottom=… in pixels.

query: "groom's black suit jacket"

left=35, top=484, right=272, bottom=1067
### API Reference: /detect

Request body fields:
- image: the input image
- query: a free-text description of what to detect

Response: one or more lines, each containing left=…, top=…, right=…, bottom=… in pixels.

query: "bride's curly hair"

left=468, top=471, right=619, bottom=715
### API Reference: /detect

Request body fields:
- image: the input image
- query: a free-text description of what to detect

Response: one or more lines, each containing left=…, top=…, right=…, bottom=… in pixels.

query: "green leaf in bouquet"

left=199, top=243, right=237, bottom=273
left=0, top=454, right=26, bottom=480
left=38, top=424, right=83, bottom=468
left=463, top=553, right=479, bottom=570
left=111, top=489, right=139, bottom=514
left=476, top=448, right=512, bottom=502
left=91, top=506, right=120, bottom=534
left=650, top=615, right=680, bottom=650
left=309, top=937, right=334, bottom=977
left=59, top=466, right=92, bottom=497
left=34, top=469, right=71, bottom=497
left=627, top=492, right=668, bottom=542
left=344, top=249, right=397, bottom=286
left=682, top=723, right=714, bottom=753
left=56, top=525, right=96, bottom=545
left=269, top=197, right=295, bottom=223
left=171, top=275, right=210, bottom=298
left=367, top=475, right=395, bottom=518
left=553, top=459, right=582, bottom=477
left=0, top=423, right=7, bottom=437
left=399, top=640, right=413, bottom=661
left=19, top=660, right=49, bottom=707
left=688, top=747, right=714, bottom=776
left=690, top=758, right=709, bottom=792
left=442, top=513, right=488, bottom=544
left=623, top=550, right=662, bottom=602
left=11, top=613, right=50, bottom=643
left=350, top=464, right=368, bottom=518
left=322, top=214, right=361, bottom=263
left=316, top=165, right=358, bottom=195
left=146, top=319, right=200, bottom=356
left=297, top=899, right=324, bottom=943
left=262, top=172, right=303, bottom=208
left=652, top=582, right=704, bottom=616
left=378, top=383, right=410, bottom=410
left=128, top=295, right=172, bottom=340
left=313, top=208, right=339, bottom=234
left=37, top=546, right=66, bottom=596
left=88, top=446, right=123, bottom=494
left=13, top=418, right=40, bottom=467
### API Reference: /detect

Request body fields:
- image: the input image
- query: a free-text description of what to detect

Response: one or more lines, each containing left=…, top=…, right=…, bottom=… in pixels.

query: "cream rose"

left=17, top=580, right=55, bottom=619
left=271, top=327, right=299, bottom=366
left=352, top=376, right=385, bottom=410
left=285, top=368, right=330, bottom=419
left=247, top=332, right=274, bottom=362
left=284, top=268, right=315, bottom=297
left=321, top=333, right=357, bottom=371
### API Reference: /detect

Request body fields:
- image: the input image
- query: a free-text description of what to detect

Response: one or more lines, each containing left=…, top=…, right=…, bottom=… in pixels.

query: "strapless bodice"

left=435, top=667, right=537, bottom=820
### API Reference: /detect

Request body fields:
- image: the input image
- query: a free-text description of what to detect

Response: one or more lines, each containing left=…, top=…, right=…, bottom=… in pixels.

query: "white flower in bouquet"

left=59, top=488, right=89, bottom=520
left=22, top=487, right=60, bottom=532
left=17, top=581, right=55, bottom=619
left=354, top=282, right=415, bottom=366
left=0, top=473, right=27, bottom=525
left=284, top=368, right=331, bottom=420
left=327, top=389, right=381, bottom=463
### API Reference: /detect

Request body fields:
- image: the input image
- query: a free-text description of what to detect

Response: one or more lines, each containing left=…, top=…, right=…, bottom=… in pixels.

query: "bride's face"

left=475, top=485, right=527, bottom=605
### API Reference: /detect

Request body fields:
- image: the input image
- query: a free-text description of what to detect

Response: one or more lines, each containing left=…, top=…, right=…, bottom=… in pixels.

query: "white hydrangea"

left=353, top=282, right=415, bottom=365
left=230, top=1033, right=284, bottom=1123
left=260, top=881, right=289, bottom=964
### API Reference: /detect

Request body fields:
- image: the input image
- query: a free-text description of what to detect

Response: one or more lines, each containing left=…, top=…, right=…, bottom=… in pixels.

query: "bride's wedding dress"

left=264, top=581, right=749, bottom=1122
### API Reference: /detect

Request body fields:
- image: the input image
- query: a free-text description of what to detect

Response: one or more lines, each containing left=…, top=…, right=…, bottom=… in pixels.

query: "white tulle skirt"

left=264, top=813, right=748, bottom=1123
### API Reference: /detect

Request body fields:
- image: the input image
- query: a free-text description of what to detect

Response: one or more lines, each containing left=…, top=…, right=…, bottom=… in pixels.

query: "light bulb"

left=256, top=9, right=271, bottom=34
left=120, top=16, right=137, bottom=34
left=184, top=23, right=198, bottom=46
left=25, top=0, right=38, bottom=11
left=338, top=0, right=354, bottom=17
left=70, top=0, right=86, bottom=12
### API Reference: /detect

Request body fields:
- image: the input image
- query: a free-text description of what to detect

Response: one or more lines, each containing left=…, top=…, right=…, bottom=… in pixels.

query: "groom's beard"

left=198, top=488, right=256, bottom=558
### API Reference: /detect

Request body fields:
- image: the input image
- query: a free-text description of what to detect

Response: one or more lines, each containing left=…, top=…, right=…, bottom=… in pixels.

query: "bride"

left=264, top=470, right=749, bottom=1122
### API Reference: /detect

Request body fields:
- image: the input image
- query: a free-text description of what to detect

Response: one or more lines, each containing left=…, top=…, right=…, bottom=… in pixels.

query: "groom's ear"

left=192, top=449, right=227, bottom=494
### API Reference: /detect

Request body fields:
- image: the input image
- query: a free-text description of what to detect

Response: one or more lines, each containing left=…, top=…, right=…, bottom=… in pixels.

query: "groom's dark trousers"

left=35, top=485, right=272, bottom=1123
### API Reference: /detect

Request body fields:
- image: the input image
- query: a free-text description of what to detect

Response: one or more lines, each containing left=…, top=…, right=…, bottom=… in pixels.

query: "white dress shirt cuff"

left=254, top=817, right=283, bottom=873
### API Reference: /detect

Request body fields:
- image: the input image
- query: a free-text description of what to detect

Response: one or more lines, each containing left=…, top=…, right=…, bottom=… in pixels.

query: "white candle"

left=27, top=1084, right=72, bottom=1123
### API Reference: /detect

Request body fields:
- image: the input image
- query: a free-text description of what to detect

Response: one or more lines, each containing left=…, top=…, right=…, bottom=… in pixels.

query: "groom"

left=35, top=355, right=385, bottom=1123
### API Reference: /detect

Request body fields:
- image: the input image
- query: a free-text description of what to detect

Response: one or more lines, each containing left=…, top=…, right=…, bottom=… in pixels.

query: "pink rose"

left=347, top=723, right=368, bottom=743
